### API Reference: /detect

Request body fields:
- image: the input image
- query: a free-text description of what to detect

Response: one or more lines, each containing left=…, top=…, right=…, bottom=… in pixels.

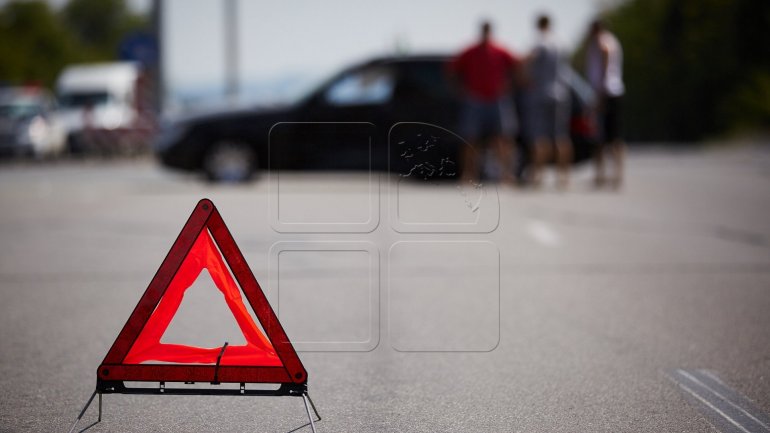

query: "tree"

left=61, top=0, right=148, bottom=61
left=579, top=0, right=770, bottom=141
left=0, top=0, right=149, bottom=88
left=0, top=1, right=77, bottom=86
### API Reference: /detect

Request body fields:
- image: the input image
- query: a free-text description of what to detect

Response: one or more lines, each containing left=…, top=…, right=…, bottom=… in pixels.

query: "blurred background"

left=1, top=1, right=769, bottom=432
left=0, top=0, right=767, bottom=161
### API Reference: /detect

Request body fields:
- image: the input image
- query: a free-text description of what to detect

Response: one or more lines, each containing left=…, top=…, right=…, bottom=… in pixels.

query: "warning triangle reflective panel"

left=123, top=229, right=282, bottom=367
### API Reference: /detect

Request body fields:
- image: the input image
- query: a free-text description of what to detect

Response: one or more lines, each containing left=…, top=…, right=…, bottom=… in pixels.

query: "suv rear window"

left=325, top=66, right=395, bottom=106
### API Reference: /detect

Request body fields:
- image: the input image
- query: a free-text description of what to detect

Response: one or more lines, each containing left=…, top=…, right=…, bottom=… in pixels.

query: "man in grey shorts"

left=526, top=14, right=572, bottom=188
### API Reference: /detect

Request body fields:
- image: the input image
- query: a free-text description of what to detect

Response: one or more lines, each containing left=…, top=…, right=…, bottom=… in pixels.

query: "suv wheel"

left=203, top=140, right=257, bottom=182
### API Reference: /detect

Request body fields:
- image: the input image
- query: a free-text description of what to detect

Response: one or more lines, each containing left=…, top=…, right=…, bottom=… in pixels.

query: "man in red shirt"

left=449, top=21, right=520, bottom=184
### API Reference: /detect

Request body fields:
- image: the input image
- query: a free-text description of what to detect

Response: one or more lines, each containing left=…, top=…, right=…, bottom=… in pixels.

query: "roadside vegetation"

left=577, top=0, right=770, bottom=141
left=0, top=0, right=147, bottom=88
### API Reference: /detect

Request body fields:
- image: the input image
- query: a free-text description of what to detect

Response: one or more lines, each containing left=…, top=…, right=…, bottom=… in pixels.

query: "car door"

left=390, top=60, right=459, bottom=128
left=286, top=64, right=396, bottom=170
left=388, top=60, right=464, bottom=177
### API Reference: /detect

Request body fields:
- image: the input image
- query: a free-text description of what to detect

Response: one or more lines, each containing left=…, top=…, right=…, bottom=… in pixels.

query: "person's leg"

left=515, top=133, right=530, bottom=184
left=495, top=135, right=516, bottom=185
left=555, top=136, right=573, bottom=189
left=531, top=137, right=550, bottom=187
left=553, top=100, right=572, bottom=189
left=527, top=99, right=547, bottom=186
left=492, top=96, right=516, bottom=185
left=594, top=96, right=609, bottom=187
left=514, top=91, right=532, bottom=184
left=460, top=99, right=481, bottom=183
left=606, top=96, right=624, bottom=189
left=609, top=139, right=625, bottom=189
left=461, top=142, right=480, bottom=183
left=593, top=142, right=606, bottom=186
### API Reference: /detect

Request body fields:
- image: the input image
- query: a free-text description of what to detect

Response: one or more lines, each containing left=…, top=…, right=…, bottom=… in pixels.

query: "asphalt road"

left=0, top=145, right=769, bottom=432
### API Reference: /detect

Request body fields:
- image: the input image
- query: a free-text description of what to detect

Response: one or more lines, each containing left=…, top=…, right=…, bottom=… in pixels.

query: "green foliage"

left=0, top=0, right=147, bottom=88
left=62, top=0, right=145, bottom=60
left=582, top=0, right=770, bottom=141
left=0, top=1, right=77, bottom=86
left=721, top=69, right=770, bottom=134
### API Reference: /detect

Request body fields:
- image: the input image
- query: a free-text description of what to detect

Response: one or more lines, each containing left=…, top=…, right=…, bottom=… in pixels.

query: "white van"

left=56, top=62, right=141, bottom=149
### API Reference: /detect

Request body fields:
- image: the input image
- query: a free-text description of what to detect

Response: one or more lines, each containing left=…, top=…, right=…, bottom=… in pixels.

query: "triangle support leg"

left=302, top=392, right=319, bottom=433
left=305, top=392, right=321, bottom=422
left=67, top=389, right=101, bottom=433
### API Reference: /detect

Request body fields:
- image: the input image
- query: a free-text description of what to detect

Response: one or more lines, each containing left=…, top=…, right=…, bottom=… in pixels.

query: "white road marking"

left=669, top=369, right=770, bottom=433
left=674, top=380, right=753, bottom=433
left=527, top=220, right=561, bottom=247
left=679, top=370, right=770, bottom=431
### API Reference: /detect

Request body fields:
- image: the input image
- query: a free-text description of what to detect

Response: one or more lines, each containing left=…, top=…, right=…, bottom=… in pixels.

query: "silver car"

left=0, top=87, right=67, bottom=157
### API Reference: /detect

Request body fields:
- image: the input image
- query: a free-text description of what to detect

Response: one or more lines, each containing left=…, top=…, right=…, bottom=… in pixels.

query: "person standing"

left=448, top=21, right=521, bottom=184
left=585, top=19, right=625, bottom=188
left=527, top=14, right=572, bottom=189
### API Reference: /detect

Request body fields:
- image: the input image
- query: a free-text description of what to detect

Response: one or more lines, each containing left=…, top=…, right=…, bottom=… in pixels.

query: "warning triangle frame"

left=97, top=198, right=307, bottom=389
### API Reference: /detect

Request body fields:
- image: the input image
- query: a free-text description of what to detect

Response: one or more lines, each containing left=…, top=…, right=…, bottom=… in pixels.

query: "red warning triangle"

left=98, top=199, right=307, bottom=385
left=123, top=229, right=282, bottom=366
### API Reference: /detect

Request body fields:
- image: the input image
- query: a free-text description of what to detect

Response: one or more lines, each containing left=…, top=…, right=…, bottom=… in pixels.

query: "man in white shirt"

left=585, top=19, right=625, bottom=189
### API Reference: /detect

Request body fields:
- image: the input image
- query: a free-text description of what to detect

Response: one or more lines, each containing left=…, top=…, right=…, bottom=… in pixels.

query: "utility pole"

left=224, top=0, right=239, bottom=107
left=151, top=0, right=163, bottom=115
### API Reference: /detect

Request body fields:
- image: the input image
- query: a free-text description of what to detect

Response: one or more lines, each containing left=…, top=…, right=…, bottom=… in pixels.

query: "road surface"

left=0, top=145, right=769, bottom=432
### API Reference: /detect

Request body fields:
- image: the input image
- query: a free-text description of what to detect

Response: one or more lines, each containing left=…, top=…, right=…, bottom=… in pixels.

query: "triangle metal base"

left=68, top=382, right=321, bottom=433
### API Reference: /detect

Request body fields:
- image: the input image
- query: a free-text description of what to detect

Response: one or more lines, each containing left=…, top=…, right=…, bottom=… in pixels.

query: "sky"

left=162, top=0, right=606, bottom=110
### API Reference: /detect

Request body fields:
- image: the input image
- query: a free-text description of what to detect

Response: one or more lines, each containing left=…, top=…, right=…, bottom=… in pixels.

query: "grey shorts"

left=530, top=97, right=570, bottom=142
left=460, top=96, right=516, bottom=142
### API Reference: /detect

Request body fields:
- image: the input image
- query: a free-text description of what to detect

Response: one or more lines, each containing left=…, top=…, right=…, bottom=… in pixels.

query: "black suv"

left=154, top=54, right=594, bottom=182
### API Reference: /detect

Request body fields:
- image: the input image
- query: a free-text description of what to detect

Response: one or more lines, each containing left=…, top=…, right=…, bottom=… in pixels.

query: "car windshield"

left=59, top=91, right=110, bottom=108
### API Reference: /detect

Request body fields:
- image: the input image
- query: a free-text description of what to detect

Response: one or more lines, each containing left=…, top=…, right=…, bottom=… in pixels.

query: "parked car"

left=155, top=55, right=595, bottom=182
left=0, top=86, right=67, bottom=158
left=57, top=62, right=156, bottom=154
